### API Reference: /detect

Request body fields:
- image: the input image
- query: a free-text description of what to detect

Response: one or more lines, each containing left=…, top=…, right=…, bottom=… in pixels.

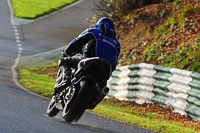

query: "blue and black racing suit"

left=54, top=27, right=120, bottom=92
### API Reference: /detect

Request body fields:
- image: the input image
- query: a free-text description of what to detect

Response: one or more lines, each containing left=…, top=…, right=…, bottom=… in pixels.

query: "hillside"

left=112, top=0, right=200, bottom=72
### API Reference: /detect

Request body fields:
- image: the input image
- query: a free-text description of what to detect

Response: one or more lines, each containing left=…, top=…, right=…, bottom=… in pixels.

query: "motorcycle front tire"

left=47, top=96, right=60, bottom=117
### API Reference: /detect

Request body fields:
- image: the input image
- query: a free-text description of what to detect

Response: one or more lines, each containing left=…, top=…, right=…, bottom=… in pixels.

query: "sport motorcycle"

left=47, top=57, right=112, bottom=122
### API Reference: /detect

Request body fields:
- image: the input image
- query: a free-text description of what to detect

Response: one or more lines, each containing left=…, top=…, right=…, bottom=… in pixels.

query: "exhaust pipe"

left=102, top=86, right=109, bottom=95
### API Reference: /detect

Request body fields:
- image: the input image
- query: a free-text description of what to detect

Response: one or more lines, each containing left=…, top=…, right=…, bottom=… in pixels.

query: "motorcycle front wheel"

left=47, top=96, right=60, bottom=117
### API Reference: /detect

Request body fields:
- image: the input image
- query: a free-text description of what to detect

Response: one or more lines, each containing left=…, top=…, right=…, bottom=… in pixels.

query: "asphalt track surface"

left=0, top=0, right=156, bottom=132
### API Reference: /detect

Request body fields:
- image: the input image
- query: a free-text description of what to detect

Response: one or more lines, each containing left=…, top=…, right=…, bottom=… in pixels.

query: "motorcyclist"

left=52, top=17, right=121, bottom=96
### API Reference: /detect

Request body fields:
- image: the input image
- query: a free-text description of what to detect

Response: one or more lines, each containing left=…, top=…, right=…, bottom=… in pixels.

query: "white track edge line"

left=11, top=57, right=49, bottom=100
left=7, top=0, right=14, bottom=25
left=7, top=0, right=49, bottom=100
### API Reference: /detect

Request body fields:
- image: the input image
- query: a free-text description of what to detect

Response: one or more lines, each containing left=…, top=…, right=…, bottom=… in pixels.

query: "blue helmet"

left=96, top=17, right=114, bottom=30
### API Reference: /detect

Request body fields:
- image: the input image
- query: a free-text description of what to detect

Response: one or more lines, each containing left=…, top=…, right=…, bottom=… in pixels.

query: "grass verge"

left=18, top=64, right=200, bottom=133
left=11, top=0, right=77, bottom=19
left=18, top=62, right=58, bottom=97
left=19, top=68, right=54, bottom=98
left=91, top=99, right=200, bottom=133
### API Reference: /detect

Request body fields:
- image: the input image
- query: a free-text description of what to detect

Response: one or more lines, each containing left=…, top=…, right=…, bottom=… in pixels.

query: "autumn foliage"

left=109, top=0, right=200, bottom=72
left=132, top=0, right=200, bottom=70
left=107, top=98, right=200, bottom=131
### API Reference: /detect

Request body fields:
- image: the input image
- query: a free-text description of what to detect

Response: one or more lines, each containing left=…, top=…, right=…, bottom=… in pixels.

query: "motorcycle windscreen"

left=96, top=39, right=117, bottom=67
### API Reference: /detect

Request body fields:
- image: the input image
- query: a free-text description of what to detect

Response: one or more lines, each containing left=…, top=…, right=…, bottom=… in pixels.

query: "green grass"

left=11, top=0, right=77, bottom=19
left=19, top=68, right=55, bottom=97
left=91, top=100, right=199, bottom=133
left=18, top=61, right=58, bottom=97
left=18, top=64, right=200, bottom=133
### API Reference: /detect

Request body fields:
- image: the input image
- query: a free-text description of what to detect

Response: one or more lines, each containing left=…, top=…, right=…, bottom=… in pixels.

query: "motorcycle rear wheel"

left=62, top=79, right=94, bottom=122
left=47, top=96, right=60, bottom=117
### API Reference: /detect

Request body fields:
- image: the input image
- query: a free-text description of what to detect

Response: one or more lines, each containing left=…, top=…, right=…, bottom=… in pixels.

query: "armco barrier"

left=107, top=63, right=200, bottom=121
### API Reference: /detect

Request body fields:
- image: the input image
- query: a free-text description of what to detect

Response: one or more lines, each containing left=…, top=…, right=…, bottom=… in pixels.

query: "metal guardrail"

left=107, top=63, right=200, bottom=121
